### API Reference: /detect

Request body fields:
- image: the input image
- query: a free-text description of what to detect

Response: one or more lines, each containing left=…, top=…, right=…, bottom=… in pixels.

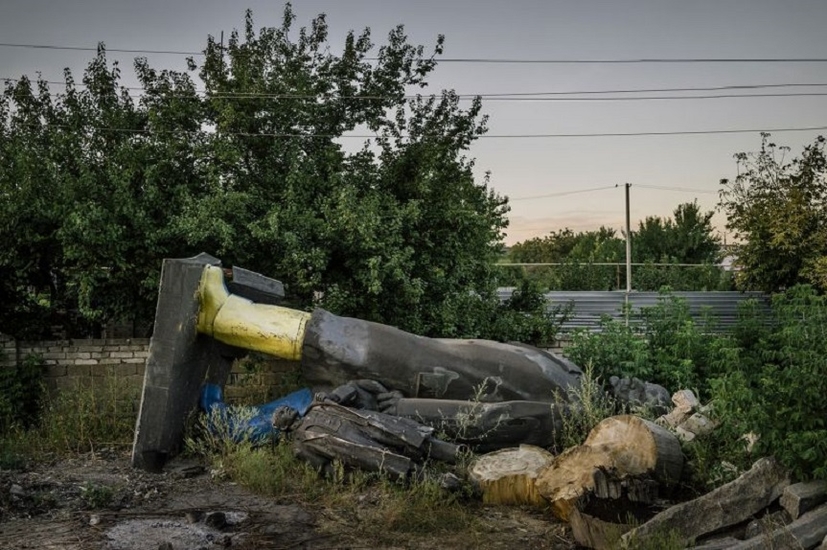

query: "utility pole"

left=624, top=183, right=632, bottom=326
left=625, top=183, right=632, bottom=293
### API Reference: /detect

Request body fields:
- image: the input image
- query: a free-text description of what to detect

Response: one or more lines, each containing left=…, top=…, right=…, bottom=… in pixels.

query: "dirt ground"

left=0, top=450, right=577, bottom=550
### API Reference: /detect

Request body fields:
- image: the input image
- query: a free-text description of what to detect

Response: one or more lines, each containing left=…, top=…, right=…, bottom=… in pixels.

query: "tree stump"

left=535, top=415, right=683, bottom=520
left=468, top=445, right=555, bottom=506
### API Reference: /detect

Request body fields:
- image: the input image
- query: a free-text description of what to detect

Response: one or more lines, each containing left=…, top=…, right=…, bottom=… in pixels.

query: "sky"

left=2, top=0, right=826, bottom=245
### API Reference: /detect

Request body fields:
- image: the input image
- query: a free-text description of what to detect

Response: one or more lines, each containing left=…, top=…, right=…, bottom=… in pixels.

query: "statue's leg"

left=196, top=265, right=309, bottom=361
left=301, top=309, right=582, bottom=403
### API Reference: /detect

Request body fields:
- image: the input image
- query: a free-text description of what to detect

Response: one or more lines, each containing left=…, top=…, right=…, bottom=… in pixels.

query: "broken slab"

left=621, top=457, right=790, bottom=547
left=744, top=509, right=791, bottom=539
left=131, top=254, right=221, bottom=472
left=672, top=389, right=699, bottom=412
left=780, top=480, right=827, bottom=519
left=680, top=412, right=717, bottom=437
left=729, top=503, right=827, bottom=550
left=131, top=255, right=287, bottom=472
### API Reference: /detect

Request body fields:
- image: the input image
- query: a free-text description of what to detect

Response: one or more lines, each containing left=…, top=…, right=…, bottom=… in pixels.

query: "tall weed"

left=24, top=373, right=139, bottom=455
left=555, top=362, right=618, bottom=449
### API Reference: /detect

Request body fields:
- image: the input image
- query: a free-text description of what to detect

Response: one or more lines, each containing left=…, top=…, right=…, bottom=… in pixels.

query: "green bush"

left=566, top=291, right=714, bottom=394
left=710, top=286, right=827, bottom=481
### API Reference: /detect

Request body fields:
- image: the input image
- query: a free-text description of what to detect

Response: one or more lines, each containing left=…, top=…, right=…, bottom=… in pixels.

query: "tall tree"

left=634, top=201, right=719, bottom=264
left=720, top=134, right=827, bottom=292
left=1, top=5, right=542, bottom=342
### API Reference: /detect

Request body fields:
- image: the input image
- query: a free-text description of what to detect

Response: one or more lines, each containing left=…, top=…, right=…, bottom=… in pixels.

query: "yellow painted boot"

left=195, top=265, right=310, bottom=361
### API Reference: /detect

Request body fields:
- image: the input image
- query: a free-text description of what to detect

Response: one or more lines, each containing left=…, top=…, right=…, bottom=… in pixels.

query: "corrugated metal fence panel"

left=497, top=289, right=771, bottom=333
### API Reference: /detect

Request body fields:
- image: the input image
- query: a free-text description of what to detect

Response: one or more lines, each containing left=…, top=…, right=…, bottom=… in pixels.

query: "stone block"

left=74, top=345, right=103, bottom=353
left=110, top=351, right=134, bottom=359
left=132, top=253, right=220, bottom=472
left=672, top=389, right=700, bottom=412
left=76, top=338, right=107, bottom=346
left=74, top=359, right=99, bottom=366
left=781, top=480, right=827, bottom=519
left=680, top=413, right=717, bottom=436
left=122, top=345, right=148, bottom=352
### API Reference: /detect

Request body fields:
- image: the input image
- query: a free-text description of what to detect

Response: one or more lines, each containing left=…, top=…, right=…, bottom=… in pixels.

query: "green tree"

left=719, top=133, right=827, bottom=293
left=508, top=229, right=578, bottom=263
left=633, top=201, right=719, bottom=264
left=1, top=5, right=559, bottom=344
left=190, top=7, right=509, bottom=337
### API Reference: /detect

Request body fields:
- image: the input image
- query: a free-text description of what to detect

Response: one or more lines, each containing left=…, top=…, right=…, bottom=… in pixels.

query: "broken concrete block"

left=730, top=503, right=827, bottom=550
left=780, top=480, right=827, bottom=519
left=657, top=407, right=691, bottom=429
left=672, top=389, right=699, bottom=412
left=675, top=426, right=696, bottom=442
left=743, top=510, right=791, bottom=539
left=680, top=412, right=717, bottom=436
left=622, top=457, right=790, bottom=548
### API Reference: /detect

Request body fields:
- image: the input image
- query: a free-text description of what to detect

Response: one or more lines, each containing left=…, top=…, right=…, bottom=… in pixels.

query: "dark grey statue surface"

left=302, top=309, right=582, bottom=402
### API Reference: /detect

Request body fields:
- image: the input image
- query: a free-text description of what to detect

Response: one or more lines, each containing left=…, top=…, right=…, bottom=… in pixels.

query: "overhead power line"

left=2, top=42, right=827, bottom=64
left=0, top=42, right=203, bottom=56
left=20, top=123, right=827, bottom=139
left=636, top=184, right=719, bottom=195
left=12, top=88, right=827, bottom=104
left=510, top=185, right=617, bottom=201
left=6, top=75, right=827, bottom=104
left=6, top=77, right=827, bottom=99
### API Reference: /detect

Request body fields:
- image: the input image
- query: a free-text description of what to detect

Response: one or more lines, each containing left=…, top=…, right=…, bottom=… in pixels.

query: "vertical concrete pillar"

left=131, top=254, right=220, bottom=471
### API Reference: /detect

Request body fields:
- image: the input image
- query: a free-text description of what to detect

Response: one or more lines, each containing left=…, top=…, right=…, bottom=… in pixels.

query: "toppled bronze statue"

left=132, top=255, right=582, bottom=471
left=196, top=264, right=583, bottom=403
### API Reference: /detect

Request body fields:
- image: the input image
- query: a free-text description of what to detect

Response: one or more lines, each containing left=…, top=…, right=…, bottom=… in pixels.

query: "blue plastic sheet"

left=199, top=383, right=313, bottom=443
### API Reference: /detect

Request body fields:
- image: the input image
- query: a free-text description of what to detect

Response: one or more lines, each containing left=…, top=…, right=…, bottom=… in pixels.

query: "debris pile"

left=656, top=389, right=718, bottom=442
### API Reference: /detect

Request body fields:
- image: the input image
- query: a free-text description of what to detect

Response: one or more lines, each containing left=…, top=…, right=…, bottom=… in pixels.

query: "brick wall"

left=1, top=334, right=150, bottom=392
left=1, top=333, right=301, bottom=404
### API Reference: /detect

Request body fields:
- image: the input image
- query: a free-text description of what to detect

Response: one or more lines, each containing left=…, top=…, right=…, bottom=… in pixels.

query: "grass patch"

left=80, top=482, right=115, bottom=509
left=555, top=361, right=618, bottom=449
left=185, top=402, right=483, bottom=546
left=4, top=373, right=140, bottom=458
left=37, top=376, right=140, bottom=454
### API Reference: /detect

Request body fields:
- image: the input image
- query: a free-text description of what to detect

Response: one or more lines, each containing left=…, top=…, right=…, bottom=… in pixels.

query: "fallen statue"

left=132, top=254, right=582, bottom=471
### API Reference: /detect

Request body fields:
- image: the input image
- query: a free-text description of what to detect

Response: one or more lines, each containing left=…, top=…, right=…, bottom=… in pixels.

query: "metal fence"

left=497, top=289, right=770, bottom=333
